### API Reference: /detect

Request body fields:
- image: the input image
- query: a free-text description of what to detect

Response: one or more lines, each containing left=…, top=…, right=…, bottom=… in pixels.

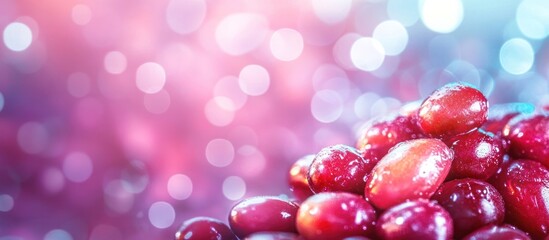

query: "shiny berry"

left=503, top=113, right=549, bottom=168
left=462, top=224, right=530, bottom=240
left=288, top=155, right=315, bottom=202
left=229, top=196, right=299, bottom=238
left=365, top=138, right=454, bottom=209
left=481, top=103, right=535, bottom=153
left=490, top=160, right=549, bottom=239
left=356, top=114, right=424, bottom=161
left=482, top=102, right=535, bottom=135
left=376, top=199, right=453, bottom=240
left=445, top=130, right=504, bottom=180
left=244, top=232, right=302, bottom=240
left=308, top=144, right=372, bottom=194
left=296, top=192, right=376, bottom=240
left=418, top=82, right=488, bottom=138
left=431, top=178, right=505, bottom=238
left=175, top=217, right=237, bottom=240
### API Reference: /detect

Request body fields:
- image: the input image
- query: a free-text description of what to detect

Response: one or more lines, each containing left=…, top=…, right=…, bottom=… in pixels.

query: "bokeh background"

left=0, top=0, right=548, bottom=239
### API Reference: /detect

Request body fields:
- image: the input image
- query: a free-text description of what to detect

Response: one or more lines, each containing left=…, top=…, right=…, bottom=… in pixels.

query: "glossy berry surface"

left=461, top=224, right=530, bottom=240
left=376, top=199, right=453, bottom=240
left=431, top=178, right=505, bottom=238
left=288, top=155, right=315, bottom=202
left=175, top=217, right=237, bottom=240
left=308, top=144, right=372, bottom=194
left=481, top=102, right=535, bottom=135
left=175, top=82, right=549, bottom=240
left=417, top=82, right=488, bottom=138
left=244, top=232, right=302, bottom=240
left=365, top=138, right=453, bottom=209
left=490, top=160, right=549, bottom=239
left=503, top=113, right=549, bottom=168
left=229, top=196, right=299, bottom=238
left=296, top=192, right=376, bottom=240
left=356, top=114, right=424, bottom=161
left=445, top=130, right=504, bottom=180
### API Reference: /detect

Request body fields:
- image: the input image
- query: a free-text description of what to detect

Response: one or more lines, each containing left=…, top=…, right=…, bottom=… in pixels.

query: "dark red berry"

left=490, top=160, right=549, bottom=239
left=418, top=82, right=488, bottom=138
left=445, top=130, right=504, bottom=180
left=376, top=199, right=453, bottom=240
left=288, top=155, right=315, bottom=202
left=308, top=144, right=372, bottom=194
left=431, top=178, right=505, bottom=238
left=229, top=196, right=299, bottom=238
left=482, top=102, right=535, bottom=135
left=296, top=192, right=376, bottom=240
left=503, top=113, right=549, bottom=168
left=356, top=114, right=424, bottom=161
left=365, top=138, right=454, bottom=209
left=175, top=83, right=549, bottom=240
left=175, top=217, right=237, bottom=240
left=481, top=103, right=535, bottom=153
left=462, top=224, right=530, bottom=240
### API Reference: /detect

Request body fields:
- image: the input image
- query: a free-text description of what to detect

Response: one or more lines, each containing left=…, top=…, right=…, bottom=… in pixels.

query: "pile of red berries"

left=175, top=82, right=549, bottom=240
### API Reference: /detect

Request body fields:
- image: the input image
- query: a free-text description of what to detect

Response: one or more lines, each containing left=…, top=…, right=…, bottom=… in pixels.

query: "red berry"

left=461, top=224, right=530, bottom=240
left=445, top=130, right=504, bottom=180
left=481, top=103, right=535, bottom=153
left=296, top=192, right=376, bottom=240
left=288, top=155, right=315, bottom=202
left=229, top=196, right=299, bottom=238
left=431, top=178, right=505, bottom=238
left=490, top=160, right=549, bottom=239
left=418, top=82, right=488, bottom=138
left=175, top=83, right=549, bottom=240
left=482, top=103, right=535, bottom=135
left=308, top=144, right=372, bottom=195
left=356, top=114, right=424, bottom=161
left=503, top=113, right=549, bottom=168
left=175, top=217, right=237, bottom=240
left=364, top=138, right=453, bottom=209
left=376, top=199, right=453, bottom=240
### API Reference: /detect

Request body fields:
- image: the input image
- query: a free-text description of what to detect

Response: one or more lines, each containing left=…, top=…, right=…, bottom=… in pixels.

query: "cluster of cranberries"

left=175, top=82, right=549, bottom=240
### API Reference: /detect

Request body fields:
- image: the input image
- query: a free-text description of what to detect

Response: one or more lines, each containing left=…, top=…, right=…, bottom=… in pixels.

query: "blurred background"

left=0, top=0, right=547, bottom=239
